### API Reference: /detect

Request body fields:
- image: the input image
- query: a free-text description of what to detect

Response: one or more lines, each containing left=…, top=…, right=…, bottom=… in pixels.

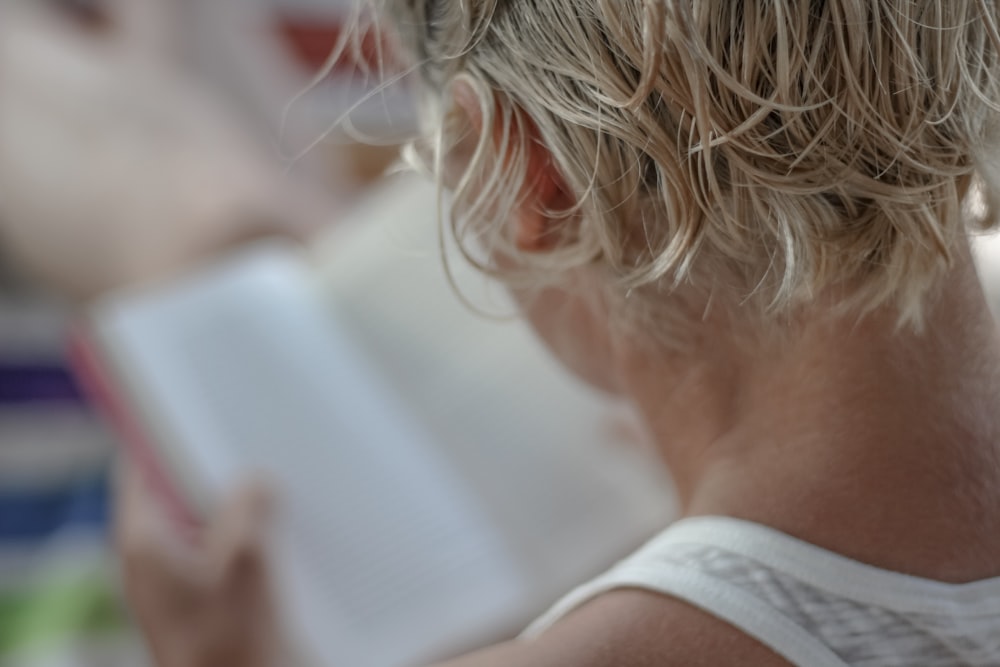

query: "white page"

left=91, top=244, right=528, bottom=667
left=312, top=175, right=677, bottom=616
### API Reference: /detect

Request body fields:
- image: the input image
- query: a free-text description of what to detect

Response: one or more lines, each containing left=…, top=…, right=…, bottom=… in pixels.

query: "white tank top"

left=522, top=516, right=1000, bottom=666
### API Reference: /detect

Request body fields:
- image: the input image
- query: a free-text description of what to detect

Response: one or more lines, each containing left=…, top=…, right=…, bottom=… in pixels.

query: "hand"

left=0, top=4, right=320, bottom=300
left=117, top=463, right=279, bottom=667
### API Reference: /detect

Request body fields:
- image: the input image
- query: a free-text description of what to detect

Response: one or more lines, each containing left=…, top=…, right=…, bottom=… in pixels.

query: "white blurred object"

left=83, top=173, right=676, bottom=666
left=84, top=244, right=531, bottom=667
left=313, top=174, right=677, bottom=623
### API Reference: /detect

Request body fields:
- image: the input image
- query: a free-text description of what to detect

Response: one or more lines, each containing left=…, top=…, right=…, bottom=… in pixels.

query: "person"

left=8, top=1, right=1000, bottom=666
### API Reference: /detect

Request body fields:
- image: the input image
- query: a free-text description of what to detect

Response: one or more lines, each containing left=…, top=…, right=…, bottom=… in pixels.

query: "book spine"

left=68, top=326, right=201, bottom=539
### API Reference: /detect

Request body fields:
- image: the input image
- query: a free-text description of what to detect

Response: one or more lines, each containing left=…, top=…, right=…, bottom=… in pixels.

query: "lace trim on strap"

left=658, top=517, right=1000, bottom=616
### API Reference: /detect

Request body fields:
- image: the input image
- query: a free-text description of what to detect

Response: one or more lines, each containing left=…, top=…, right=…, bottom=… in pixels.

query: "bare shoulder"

left=435, top=590, right=794, bottom=667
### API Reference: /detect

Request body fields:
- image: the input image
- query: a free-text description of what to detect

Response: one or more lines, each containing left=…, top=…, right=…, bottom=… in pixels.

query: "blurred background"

left=2, top=1, right=1000, bottom=666
left=0, top=1, right=408, bottom=664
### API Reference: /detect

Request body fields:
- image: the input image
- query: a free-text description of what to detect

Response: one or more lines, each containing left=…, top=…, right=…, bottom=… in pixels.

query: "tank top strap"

left=521, top=534, right=851, bottom=667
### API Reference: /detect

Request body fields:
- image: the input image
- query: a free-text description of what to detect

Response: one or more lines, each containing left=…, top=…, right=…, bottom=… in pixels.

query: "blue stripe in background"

left=0, top=470, right=111, bottom=543
left=0, top=358, right=111, bottom=543
left=0, top=364, right=85, bottom=406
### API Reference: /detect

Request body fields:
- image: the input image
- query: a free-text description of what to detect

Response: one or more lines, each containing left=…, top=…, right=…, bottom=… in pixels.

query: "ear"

left=450, top=78, right=574, bottom=253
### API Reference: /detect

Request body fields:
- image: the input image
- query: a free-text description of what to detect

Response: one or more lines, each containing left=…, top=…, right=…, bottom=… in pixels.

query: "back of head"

left=379, top=0, right=1000, bottom=330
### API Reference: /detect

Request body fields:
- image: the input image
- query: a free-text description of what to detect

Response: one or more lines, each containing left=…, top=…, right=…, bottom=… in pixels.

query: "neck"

left=619, top=254, right=1000, bottom=581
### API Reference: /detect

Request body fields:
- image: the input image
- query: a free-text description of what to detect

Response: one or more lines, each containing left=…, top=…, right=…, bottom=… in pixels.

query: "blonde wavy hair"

left=370, top=0, right=1000, bottom=327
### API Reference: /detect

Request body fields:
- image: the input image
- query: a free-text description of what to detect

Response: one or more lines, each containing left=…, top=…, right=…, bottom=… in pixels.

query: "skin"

left=12, top=8, right=1000, bottom=665
left=540, top=250, right=1000, bottom=587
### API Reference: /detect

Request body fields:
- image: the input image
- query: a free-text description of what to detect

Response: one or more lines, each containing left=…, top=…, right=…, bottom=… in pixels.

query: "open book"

left=75, top=175, right=675, bottom=667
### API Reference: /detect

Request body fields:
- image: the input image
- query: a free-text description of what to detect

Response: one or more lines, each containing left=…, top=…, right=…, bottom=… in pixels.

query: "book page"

left=312, top=175, right=678, bottom=617
left=91, top=244, right=528, bottom=667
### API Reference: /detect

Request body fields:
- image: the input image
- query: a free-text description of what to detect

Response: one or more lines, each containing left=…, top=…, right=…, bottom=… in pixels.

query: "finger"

left=115, top=460, right=219, bottom=660
left=205, top=481, right=274, bottom=589
left=115, top=458, right=206, bottom=586
left=115, top=458, right=180, bottom=547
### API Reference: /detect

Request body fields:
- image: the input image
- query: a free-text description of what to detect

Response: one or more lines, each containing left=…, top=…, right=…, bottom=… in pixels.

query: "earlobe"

left=448, top=76, right=575, bottom=254
left=516, top=208, right=555, bottom=253
left=516, top=156, right=571, bottom=253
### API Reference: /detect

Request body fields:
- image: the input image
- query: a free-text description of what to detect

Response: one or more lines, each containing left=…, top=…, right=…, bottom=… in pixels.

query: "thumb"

left=205, top=481, right=275, bottom=589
